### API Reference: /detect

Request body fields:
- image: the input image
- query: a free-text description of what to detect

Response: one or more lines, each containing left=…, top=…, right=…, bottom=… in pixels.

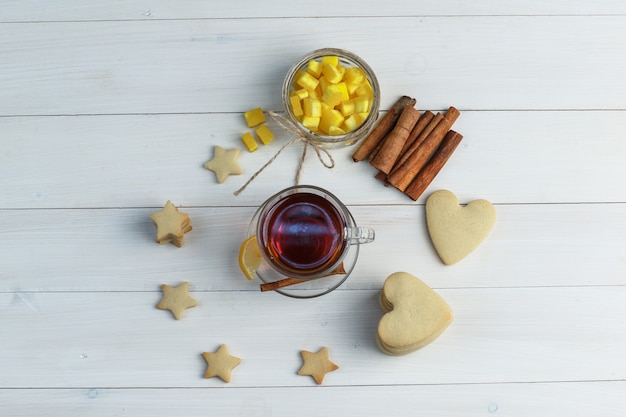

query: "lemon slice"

left=238, top=235, right=263, bottom=280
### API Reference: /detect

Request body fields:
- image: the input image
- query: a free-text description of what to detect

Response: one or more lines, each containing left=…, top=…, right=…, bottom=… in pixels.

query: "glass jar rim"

left=281, top=48, right=381, bottom=146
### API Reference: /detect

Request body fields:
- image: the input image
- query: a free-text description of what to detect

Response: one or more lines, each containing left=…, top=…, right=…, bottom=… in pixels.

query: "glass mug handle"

left=346, top=227, right=375, bottom=245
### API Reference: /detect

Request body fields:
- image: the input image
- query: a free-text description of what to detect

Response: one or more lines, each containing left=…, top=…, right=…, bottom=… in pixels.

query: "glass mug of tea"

left=246, top=185, right=375, bottom=298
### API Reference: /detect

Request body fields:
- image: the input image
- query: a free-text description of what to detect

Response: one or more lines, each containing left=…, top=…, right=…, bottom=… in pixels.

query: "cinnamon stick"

left=404, top=130, right=464, bottom=201
left=367, top=135, right=386, bottom=162
left=260, top=277, right=304, bottom=292
left=370, top=106, right=421, bottom=174
left=351, top=96, right=416, bottom=162
left=390, top=112, right=443, bottom=176
left=374, top=170, right=388, bottom=184
left=443, top=106, right=460, bottom=125
left=259, top=263, right=346, bottom=292
left=366, top=103, right=416, bottom=164
left=374, top=112, right=435, bottom=187
left=399, top=110, right=435, bottom=158
left=387, top=106, right=460, bottom=192
left=368, top=99, right=423, bottom=163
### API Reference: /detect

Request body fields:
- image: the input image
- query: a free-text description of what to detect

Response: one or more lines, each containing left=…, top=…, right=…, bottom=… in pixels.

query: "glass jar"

left=282, top=48, right=381, bottom=148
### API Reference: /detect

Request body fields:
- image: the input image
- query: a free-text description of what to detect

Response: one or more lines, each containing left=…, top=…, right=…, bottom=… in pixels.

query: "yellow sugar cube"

left=306, top=59, right=323, bottom=78
left=318, top=76, right=330, bottom=93
left=303, top=98, right=322, bottom=117
left=291, top=88, right=309, bottom=100
left=308, top=86, right=321, bottom=100
left=338, top=99, right=355, bottom=116
left=344, top=67, right=366, bottom=85
left=322, top=63, right=344, bottom=84
left=346, top=82, right=360, bottom=96
left=292, top=69, right=307, bottom=88
left=322, top=85, right=344, bottom=107
left=256, top=124, right=275, bottom=145
left=335, top=82, right=350, bottom=101
left=343, top=113, right=364, bottom=132
left=244, top=107, right=265, bottom=128
left=354, top=97, right=370, bottom=113
left=301, top=116, right=320, bottom=131
left=289, top=55, right=376, bottom=135
left=328, top=125, right=346, bottom=136
left=321, top=55, right=339, bottom=66
left=241, top=132, right=258, bottom=152
left=289, top=95, right=304, bottom=117
left=319, top=109, right=344, bottom=134
left=296, top=72, right=319, bottom=91
left=355, top=81, right=374, bottom=99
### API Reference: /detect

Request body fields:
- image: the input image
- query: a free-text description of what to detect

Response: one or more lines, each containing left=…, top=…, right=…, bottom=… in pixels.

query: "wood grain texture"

left=1, top=111, right=625, bottom=208
left=2, top=0, right=626, bottom=21
left=1, top=383, right=625, bottom=417
left=2, top=287, right=626, bottom=387
left=2, top=2, right=626, bottom=415
left=1, top=17, right=626, bottom=116
left=0, top=204, right=624, bottom=291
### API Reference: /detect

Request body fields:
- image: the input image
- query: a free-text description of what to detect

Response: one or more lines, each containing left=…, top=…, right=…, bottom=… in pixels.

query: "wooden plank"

left=1, top=111, right=625, bottom=208
left=0, top=204, right=624, bottom=292
left=1, top=287, right=626, bottom=387
left=2, top=0, right=626, bottom=22
left=1, top=17, right=626, bottom=115
left=2, top=4, right=625, bottom=416
left=1, top=382, right=626, bottom=416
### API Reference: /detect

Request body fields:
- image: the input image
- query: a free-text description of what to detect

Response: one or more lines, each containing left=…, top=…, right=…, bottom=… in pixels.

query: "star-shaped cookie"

left=149, top=200, right=192, bottom=247
left=297, top=347, right=339, bottom=385
left=202, top=344, right=242, bottom=383
left=203, top=145, right=243, bottom=183
left=156, top=282, right=198, bottom=320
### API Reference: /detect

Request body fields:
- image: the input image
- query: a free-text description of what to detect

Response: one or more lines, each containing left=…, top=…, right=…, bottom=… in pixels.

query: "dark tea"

left=258, top=192, right=347, bottom=277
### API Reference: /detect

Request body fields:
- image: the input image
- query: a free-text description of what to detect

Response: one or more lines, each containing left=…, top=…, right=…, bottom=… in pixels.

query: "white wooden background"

left=1, top=1, right=626, bottom=416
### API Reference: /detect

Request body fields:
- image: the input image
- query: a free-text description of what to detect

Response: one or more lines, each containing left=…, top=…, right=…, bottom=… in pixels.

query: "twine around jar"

left=233, top=110, right=335, bottom=196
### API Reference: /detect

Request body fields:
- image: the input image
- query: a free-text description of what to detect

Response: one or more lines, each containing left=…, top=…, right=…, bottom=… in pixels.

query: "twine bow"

left=233, top=110, right=335, bottom=196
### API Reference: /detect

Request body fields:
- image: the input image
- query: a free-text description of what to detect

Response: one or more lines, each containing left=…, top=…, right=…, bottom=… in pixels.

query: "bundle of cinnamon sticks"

left=352, top=96, right=463, bottom=201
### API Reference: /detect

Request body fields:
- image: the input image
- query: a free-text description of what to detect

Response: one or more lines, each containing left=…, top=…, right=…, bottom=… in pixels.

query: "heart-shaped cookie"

left=426, top=190, right=496, bottom=265
left=377, top=272, right=453, bottom=355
